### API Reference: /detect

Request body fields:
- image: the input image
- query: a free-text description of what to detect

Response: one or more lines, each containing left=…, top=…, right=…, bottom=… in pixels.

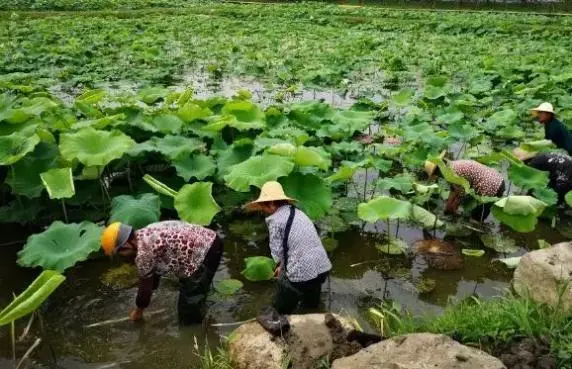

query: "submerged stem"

left=61, top=200, right=68, bottom=223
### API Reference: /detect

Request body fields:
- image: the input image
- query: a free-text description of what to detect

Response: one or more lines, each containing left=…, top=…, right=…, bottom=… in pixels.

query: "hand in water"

left=129, top=308, right=144, bottom=321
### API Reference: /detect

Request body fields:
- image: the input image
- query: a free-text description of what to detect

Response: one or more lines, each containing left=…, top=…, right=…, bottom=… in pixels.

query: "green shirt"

left=545, top=118, right=572, bottom=155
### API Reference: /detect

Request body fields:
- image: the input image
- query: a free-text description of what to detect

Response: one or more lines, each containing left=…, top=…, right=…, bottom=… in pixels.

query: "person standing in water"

left=531, top=102, right=572, bottom=155
left=425, top=153, right=505, bottom=221
left=246, top=181, right=332, bottom=314
left=100, top=221, right=223, bottom=324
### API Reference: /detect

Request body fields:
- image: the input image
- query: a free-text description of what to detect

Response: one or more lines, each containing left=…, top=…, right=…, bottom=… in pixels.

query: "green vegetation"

left=370, top=294, right=572, bottom=367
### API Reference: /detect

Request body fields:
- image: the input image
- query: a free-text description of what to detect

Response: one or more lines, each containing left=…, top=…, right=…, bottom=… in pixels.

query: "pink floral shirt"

left=450, top=160, right=504, bottom=196
left=135, top=221, right=217, bottom=279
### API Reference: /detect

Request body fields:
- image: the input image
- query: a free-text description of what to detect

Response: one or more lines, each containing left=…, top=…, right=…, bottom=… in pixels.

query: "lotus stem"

left=395, top=219, right=400, bottom=238
left=126, top=161, right=133, bottom=193
left=11, top=320, right=15, bottom=363
left=61, top=200, right=68, bottom=223
left=15, top=338, right=41, bottom=369
left=363, top=167, right=368, bottom=201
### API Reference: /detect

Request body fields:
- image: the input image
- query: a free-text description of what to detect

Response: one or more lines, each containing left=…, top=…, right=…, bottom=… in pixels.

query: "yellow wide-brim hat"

left=424, top=150, right=446, bottom=177
left=245, top=181, right=295, bottom=210
left=531, top=102, right=554, bottom=116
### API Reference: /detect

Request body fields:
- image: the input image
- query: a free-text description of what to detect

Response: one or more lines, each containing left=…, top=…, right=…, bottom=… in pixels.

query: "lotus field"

left=1, top=1, right=572, bottom=366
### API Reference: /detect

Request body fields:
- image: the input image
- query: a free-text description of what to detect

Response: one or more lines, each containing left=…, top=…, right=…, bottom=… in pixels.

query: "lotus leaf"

left=0, top=97, right=57, bottom=124
left=279, top=172, right=332, bottom=220
left=326, top=165, right=356, bottom=183
left=151, top=114, right=184, bottom=133
left=217, top=144, right=254, bottom=176
left=494, top=196, right=547, bottom=216
left=391, top=88, right=414, bottom=107
left=18, top=221, right=102, bottom=272
left=533, top=188, right=558, bottom=207
left=293, top=146, right=331, bottom=170
left=76, top=89, right=106, bottom=105
left=0, top=270, right=65, bottom=326
left=71, top=114, right=125, bottom=131
left=377, top=173, right=414, bottom=194
left=241, top=256, right=276, bottom=282
left=40, top=167, right=75, bottom=199
left=0, top=199, right=44, bottom=225
left=6, top=142, right=58, bottom=198
left=376, top=238, right=408, bottom=255
left=430, top=157, right=471, bottom=193
left=143, top=174, right=178, bottom=198
left=322, top=237, right=339, bottom=252
left=520, top=140, right=555, bottom=152
left=110, top=193, right=161, bottom=229
left=485, top=109, right=517, bottom=130
left=480, top=234, right=518, bottom=254
left=566, top=191, right=572, bottom=207
left=224, top=155, right=294, bottom=192
left=268, top=143, right=297, bottom=156
left=204, top=100, right=265, bottom=131
left=174, top=182, right=221, bottom=226
left=214, top=279, right=244, bottom=296
left=411, top=205, right=443, bottom=229
left=129, top=135, right=204, bottom=160
left=288, top=101, right=333, bottom=131
left=59, top=128, right=135, bottom=167
left=0, top=132, right=40, bottom=165
left=538, top=239, right=551, bottom=249
left=423, top=85, right=446, bottom=100
left=496, top=256, right=521, bottom=269
left=173, top=154, right=216, bottom=181
left=358, top=196, right=412, bottom=223
left=178, top=103, right=212, bottom=122
left=508, top=164, right=549, bottom=191
left=138, top=87, right=169, bottom=104
left=462, top=249, right=485, bottom=257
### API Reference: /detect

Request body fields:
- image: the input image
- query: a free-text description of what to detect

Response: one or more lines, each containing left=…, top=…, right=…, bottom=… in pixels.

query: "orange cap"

left=101, top=222, right=133, bottom=256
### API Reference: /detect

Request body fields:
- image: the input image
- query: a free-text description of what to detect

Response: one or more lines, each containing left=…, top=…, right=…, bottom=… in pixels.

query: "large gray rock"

left=228, top=313, right=357, bottom=369
left=513, top=242, right=572, bottom=310
left=331, top=333, right=506, bottom=369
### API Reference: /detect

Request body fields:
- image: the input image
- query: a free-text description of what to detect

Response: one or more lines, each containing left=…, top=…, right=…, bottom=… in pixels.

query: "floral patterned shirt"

left=450, top=160, right=504, bottom=196
left=135, top=221, right=217, bottom=279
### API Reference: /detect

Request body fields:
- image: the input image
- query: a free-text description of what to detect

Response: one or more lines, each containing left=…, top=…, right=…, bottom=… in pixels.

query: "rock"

left=513, top=242, right=572, bottom=310
left=228, top=313, right=356, bottom=369
left=331, top=333, right=506, bottom=369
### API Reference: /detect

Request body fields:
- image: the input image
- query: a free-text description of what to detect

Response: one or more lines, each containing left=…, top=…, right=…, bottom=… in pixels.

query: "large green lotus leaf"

left=217, top=144, right=254, bottom=177
left=268, top=143, right=297, bottom=156
left=520, top=139, right=555, bottom=152
left=224, top=155, right=294, bottom=192
left=423, top=85, right=446, bottom=100
left=377, top=173, right=414, bottom=194
left=129, top=135, right=205, bottom=160
left=173, top=154, right=216, bottom=181
left=151, top=114, right=184, bottom=134
left=358, top=196, right=412, bottom=223
left=0, top=132, right=40, bottom=165
left=214, top=279, right=243, bottom=296
left=566, top=191, right=572, bottom=207
left=174, top=182, right=221, bottom=226
left=0, top=97, right=58, bottom=124
left=317, top=110, right=373, bottom=140
left=6, top=142, right=58, bottom=198
left=391, top=88, right=414, bottom=107
left=59, top=128, right=135, bottom=167
left=375, top=238, right=408, bottom=255
left=0, top=270, right=65, bottom=326
left=294, top=146, right=331, bottom=170
left=71, top=114, right=125, bottom=131
left=288, top=101, right=333, bottom=131
left=411, top=205, right=444, bottom=229
left=448, top=122, right=478, bottom=141
left=18, top=222, right=102, bottom=272
left=494, top=196, right=547, bottom=216
left=326, top=165, right=356, bottom=183
left=76, top=89, right=106, bottom=105
left=496, top=256, right=522, bottom=269
left=480, top=234, right=518, bottom=253
left=279, top=172, right=332, bottom=220
left=327, top=141, right=363, bottom=156
left=203, top=100, right=265, bottom=132
left=177, top=103, right=212, bottom=122
left=110, top=193, right=161, bottom=229
left=241, top=256, right=276, bottom=282
left=485, top=109, right=517, bottom=130
left=138, top=87, right=169, bottom=104
left=533, top=188, right=558, bottom=207
left=508, top=164, right=549, bottom=191
left=492, top=207, right=539, bottom=233
left=40, top=168, right=75, bottom=200
left=0, top=199, right=44, bottom=225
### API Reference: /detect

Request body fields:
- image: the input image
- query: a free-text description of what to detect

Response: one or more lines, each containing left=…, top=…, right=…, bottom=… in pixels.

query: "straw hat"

left=245, top=181, right=294, bottom=210
left=101, top=222, right=133, bottom=256
left=531, top=102, right=554, bottom=115
left=424, top=150, right=446, bottom=177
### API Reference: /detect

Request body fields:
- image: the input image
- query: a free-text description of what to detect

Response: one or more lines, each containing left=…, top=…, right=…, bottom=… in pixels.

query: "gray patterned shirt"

left=266, top=205, right=332, bottom=282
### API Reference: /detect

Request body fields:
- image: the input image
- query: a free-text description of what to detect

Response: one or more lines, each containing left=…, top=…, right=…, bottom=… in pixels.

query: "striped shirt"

left=450, top=160, right=504, bottom=196
left=135, top=221, right=217, bottom=279
left=266, top=206, right=332, bottom=282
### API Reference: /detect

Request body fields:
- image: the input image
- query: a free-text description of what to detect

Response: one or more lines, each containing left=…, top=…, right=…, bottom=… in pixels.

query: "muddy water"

left=0, top=209, right=568, bottom=369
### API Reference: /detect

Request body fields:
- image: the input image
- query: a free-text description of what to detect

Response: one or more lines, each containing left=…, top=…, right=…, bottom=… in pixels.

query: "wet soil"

left=494, top=337, right=558, bottom=369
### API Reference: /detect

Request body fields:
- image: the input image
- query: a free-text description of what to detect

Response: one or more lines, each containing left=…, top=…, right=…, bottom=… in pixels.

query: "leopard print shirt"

left=135, top=221, right=217, bottom=279
left=450, top=160, right=504, bottom=196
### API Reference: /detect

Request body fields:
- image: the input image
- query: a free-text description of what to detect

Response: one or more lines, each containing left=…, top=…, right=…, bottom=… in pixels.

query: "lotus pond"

left=2, top=1, right=572, bottom=368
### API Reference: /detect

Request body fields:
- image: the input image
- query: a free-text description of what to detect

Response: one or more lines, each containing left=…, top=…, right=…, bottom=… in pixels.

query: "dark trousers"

left=177, top=236, right=223, bottom=325
left=470, top=181, right=506, bottom=222
left=273, top=271, right=329, bottom=315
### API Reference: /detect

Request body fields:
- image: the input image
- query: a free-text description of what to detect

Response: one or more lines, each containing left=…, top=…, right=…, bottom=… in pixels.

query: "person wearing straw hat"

left=100, top=221, right=223, bottom=324
left=246, top=181, right=332, bottom=314
left=532, top=102, right=572, bottom=155
left=514, top=150, right=572, bottom=205
left=425, top=152, right=505, bottom=222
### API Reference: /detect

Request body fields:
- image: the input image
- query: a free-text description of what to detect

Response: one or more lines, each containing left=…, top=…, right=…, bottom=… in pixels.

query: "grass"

left=193, top=337, right=233, bottom=369
left=369, top=293, right=572, bottom=367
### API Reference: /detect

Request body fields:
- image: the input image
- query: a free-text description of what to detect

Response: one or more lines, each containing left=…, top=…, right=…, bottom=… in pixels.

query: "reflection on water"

left=1, top=213, right=567, bottom=369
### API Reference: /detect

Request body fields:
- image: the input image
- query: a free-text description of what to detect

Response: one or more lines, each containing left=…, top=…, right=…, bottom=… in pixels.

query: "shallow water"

left=0, top=209, right=568, bottom=368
